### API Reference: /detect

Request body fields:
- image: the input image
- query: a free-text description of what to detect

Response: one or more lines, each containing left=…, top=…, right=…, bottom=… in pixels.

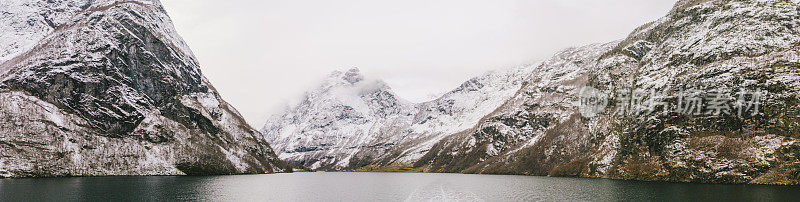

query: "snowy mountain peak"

left=342, top=67, right=364, bottom=84
left=309, top=69, right=409, bottom=119
left=262, top=66, right=531, bottom=169
left=312, top=68, right=394, bottom=100
left=326, top=67, right=365, bottom=85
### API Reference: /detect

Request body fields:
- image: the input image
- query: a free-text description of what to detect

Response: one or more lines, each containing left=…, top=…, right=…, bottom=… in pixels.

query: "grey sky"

left=161, top=0, right=678, bottom=126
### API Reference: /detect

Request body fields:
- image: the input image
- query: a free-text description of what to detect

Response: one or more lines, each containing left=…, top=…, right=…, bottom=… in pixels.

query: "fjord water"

left=1, top=173, right=798, bottom=201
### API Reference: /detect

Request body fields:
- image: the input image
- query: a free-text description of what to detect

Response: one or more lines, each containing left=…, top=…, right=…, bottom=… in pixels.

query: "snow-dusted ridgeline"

left=264, top=0, right=800, bottom=185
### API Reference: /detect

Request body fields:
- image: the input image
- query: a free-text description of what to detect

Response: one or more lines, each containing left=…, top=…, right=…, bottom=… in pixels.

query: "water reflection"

left=1, top=173, right=799, bottom=201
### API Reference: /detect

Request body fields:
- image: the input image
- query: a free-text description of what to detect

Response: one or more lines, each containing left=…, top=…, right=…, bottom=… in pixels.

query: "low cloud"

left=161, top=0, right=677, bottom=126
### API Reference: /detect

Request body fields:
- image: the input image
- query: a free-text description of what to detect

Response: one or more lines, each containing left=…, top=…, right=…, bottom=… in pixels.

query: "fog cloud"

left=161, top=0, right=677, bottom=126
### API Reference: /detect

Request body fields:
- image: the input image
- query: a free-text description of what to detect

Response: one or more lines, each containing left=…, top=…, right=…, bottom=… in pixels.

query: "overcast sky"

left=161, top=0, right=677, bottom=126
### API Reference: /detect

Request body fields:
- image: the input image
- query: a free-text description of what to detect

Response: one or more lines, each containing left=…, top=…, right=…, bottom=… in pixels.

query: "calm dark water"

left=1, top=172, right=799, bottom=201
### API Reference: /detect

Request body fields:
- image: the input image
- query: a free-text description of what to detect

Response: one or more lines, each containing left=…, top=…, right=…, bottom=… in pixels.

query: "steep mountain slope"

left=262, top=67, right=530, bottom=170
left=0, top=0, right=289, bottom=177
left=415, top=42, right=618, bottom=174
left=415, top=0, right=800, bottom=185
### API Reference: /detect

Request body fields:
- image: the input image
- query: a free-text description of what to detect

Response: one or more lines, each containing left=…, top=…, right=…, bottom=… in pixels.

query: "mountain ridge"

left=262, top=66, right=531, bottom=170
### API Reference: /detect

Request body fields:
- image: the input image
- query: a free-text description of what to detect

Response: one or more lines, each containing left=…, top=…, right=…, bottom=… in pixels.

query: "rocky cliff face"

left=417, top=0, right=800, bottom=185
left=0, top=0, right=289, bottom=177
left=265, top=0, right=800, bottom=184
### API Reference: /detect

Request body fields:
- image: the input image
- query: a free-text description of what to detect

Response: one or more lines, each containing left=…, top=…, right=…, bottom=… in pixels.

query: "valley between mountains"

left=1, top=0, right=800, bottom=186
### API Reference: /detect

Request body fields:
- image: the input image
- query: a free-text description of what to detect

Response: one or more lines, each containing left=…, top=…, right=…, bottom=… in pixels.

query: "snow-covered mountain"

left=262, top=67, right=530, bottom=170
left=418, top=0, right=800, bottom=184
left=262, top=68, right=417, bottom=169
left=0, top=0, right=289, bottom=177
left=415, top=42, right=619, bottom=174
left=265, top=0, right=800, bottom=185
